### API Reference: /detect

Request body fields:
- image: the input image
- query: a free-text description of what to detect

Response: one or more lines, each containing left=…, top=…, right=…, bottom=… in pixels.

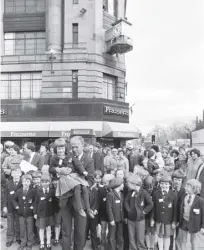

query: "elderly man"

left=60, top=136, right=94, bottom=250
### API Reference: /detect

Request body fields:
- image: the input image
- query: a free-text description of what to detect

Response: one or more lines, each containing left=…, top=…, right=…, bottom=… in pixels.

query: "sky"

left=125, top=0, right=204, bottom=135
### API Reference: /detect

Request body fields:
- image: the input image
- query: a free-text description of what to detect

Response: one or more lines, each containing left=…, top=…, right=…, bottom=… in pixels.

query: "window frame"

left=72, top=23, right=79, bottom=47
left=4, top=0, right=45, bottom=13
left=102, top=74, right=116, bottom=100
left=72, top=70, right=78, bottom=99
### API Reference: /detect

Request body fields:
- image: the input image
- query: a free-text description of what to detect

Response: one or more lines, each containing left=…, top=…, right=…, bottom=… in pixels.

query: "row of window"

left=0, top=73, right=116, bottom=100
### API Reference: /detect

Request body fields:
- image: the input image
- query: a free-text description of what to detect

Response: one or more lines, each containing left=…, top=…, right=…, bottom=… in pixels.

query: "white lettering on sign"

left=117, top=132, right=136, bottom=138
left=61, top=131, right=70, bottom=137
left=104, top=106, right=129, bottom=117
left=10, top=132, right=36, bottom=137
left=0, top=109, right=5, bottom=115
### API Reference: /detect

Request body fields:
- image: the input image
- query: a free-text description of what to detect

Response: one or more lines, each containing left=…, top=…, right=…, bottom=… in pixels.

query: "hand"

left=150, top=219, right=155, bottom=227
left=15, top=206, right=19, bottom=210
left=34, top=214, right=37, bottom=220
left=110, top=221, right=115, bottom=226
left=3, top=207, right=8, bottom=214
left=83, top=171, right=88, bottom=176
left=201, top=228, right=204, bottom=234
left=172, top=222, right=176, bottom=230
left=94, top=210, right=98, bottom=215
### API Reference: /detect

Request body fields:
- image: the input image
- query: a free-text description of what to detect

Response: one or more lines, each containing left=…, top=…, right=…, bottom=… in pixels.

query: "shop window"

left=102, top=74, right=116, bottom=100
left=72, top=23, right=79, bottom=47
left=72, top=70, right=78, bottom=99
left=4, top=32, right=46, bottom=55
left=0, top=72, right=42, bottom=100
left=4, top=0, right=45, bottom=13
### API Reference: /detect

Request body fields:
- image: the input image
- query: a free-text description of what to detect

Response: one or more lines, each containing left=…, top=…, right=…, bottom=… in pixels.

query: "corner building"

left=0, top=0, right=138, bottom=147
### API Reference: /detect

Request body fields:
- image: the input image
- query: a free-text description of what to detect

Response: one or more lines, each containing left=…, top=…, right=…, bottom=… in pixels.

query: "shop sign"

left=71, top=129, right=95, bottom=135
left=113, top=131, right=138, bottom=138
left=1, top=131, right=48, bottom=137
left=49, top=131, right=71, bottom=138
left=103, top=106, right=129, bottom=117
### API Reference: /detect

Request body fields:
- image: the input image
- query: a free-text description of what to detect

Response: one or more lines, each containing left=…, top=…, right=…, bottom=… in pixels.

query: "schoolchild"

left=176, top=179, right=204, bottom=250
left=143, top=175, right=156, bottom=250
left=3, top=166, right=22, bottom=247
left=124, top=175, right=153, bottom=250
left=106, top=177, right=124, bottom=250
left=98, top=174, right=114, bottom=247
left=87, top=170, right=102, bottom=250
left=13, top=174, right=36, bottom=250
left=34, top=173, right=55, bottom=250
left=151, top=174, right=177, bottom=250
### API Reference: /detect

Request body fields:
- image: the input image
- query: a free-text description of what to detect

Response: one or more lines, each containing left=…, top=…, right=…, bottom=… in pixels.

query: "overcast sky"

left=126, top=0, right=204, bottom=134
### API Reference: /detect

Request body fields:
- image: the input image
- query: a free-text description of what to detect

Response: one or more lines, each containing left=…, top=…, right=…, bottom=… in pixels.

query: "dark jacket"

left=178, top=194, right=204, bottom=233
left=79, top=153, right=95, bottom=187
left=106, top=190, right=124, bottom=222
left=152, top=189, right=177, bottom=224
left=93, top=151, right=104, bottom=174
left=128, top=153, right=142, bottom=173
left=34, top=187, right=55, bottom=218
left=196, top=163, right=204, bottom=199
left=124, top=188, right=153, bottom=221
left=90, top=187, right=99, bottom=212
left=42, top=153, right=51, bottom=165
left=4, top=179, right=22, bottom=213
left=98, top=186, right=110, bottom=222
left=13, top=187, right=36, bottom=217
left=23, top=152, right=44, bottom=170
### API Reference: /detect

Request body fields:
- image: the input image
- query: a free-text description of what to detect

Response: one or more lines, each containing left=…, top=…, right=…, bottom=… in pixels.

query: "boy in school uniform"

left=106, top=177, right=124, bottom=250
left=3, top=166, right=22, bottom=247
left=13, top=174, right=36, bottom=250
left=176, top=179, right=204, bottom=250
left=124, top=175, right=153, bottom=250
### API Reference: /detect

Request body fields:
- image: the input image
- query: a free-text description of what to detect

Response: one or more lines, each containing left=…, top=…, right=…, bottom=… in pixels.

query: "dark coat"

left=178, top=194, right=204, bottom=233
left=34, top=187, right=55, bottom=218
left=79, top=153, right=95, bottom=187
left=42, top=153, right=51, bottom=165
left=93, top=151, right=104, bottom=174
left=106, top=190, right=124, bottom=222
left=4, top=179, right=22, bottom=213
left=98, top=186, right=110, bottom=222
left=152, top=189, right=177, bottom=224
left=124, top=188, right=153, bottom=221
left=23, top=152, right=44, bottom=170
left=13, top=187, right=36, bottom=217
left=128, top=153, right=142, bottom=173
left=90, top=187, right=99, bottom=212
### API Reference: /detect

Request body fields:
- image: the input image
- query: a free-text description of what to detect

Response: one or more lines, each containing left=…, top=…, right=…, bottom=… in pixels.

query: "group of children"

left=3, top=164, right=204, bottom=250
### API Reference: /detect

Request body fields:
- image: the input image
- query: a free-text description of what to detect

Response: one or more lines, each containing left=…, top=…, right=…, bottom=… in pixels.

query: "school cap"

left=172, top=169, right=185, bottom=179
left=41, top=173, right=51, bottom=182
left=109, top=177, right=123, bottom=189
left=159, top=174, right=172, bottom=183
left=127, top=174, right=142, bottom=186
left=143, top=175, right=154, bottom=187
left=32, top=171, right=42, bottom=179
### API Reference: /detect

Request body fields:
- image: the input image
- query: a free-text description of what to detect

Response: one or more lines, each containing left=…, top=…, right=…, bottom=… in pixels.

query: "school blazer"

left=34, top=187, right=55, bottom=218
left=13, top=187, right=36, bottom=217
left=178, top=194, right=204, bottom=233
left=98, top=186, right=110, bottom=222
left=124, top=189, right=153, bottom=221
left=4, top=179, right=22, bottom=213
left=106, top=190, right=124, bottom=222
left=90, top=187, right=99, bottom=212
left=152, top=189, right=177, bottom=224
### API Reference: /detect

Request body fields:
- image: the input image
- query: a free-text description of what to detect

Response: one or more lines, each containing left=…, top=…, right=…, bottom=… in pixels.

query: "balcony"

left=105, top=19, right=133, bottom=55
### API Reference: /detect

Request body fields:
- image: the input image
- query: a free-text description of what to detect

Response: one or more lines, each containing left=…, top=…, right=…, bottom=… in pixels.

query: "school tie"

left=45, top=189, right=48, bottom=194
left=187, top=195, right=192, bottom=204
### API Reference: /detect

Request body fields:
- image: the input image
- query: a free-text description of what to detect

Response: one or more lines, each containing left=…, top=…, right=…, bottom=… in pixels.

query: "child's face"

left=155, top=173, right=162, bottom=182
left=160, top=182, right=170, bottom=191
left=162, top=150, right=168, bottom=158
left=22, top=179, right=31, bottom=190
left=33, top=177, right=41, bottom=187
left=116, top=170, right=124, bottom=179
left=11, top=169, right=22, bottom=181
left=41, top=165, right=49, bottom=173
left=173, top=178, right=182, bottom=188
left=185, top=183, right=194, bottom=194
left=94, top=175, right=101, bottom=184
left=52, top=179, right=58, bottom=188
left=41, top=179, right=50, bottom=189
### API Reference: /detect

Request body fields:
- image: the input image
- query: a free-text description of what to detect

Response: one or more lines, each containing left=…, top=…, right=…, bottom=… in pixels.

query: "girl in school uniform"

left=34, top=173, right=55, bottom=250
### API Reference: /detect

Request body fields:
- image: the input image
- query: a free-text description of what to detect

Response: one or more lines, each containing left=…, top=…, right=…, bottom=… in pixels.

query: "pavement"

left=1, top=217, right=204, bottom=250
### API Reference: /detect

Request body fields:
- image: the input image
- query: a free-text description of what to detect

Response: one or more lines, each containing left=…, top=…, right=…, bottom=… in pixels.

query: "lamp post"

left=46, top=49, right=56, bottom=74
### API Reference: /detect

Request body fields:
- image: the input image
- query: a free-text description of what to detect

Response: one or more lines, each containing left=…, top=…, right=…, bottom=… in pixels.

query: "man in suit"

left=61, top=136, right=94, bottom=250
left=127, top=145, right=142, bottom=173
left=23, top=142, right=44, bottom=170
left=93, top=142, right=104, bottom=174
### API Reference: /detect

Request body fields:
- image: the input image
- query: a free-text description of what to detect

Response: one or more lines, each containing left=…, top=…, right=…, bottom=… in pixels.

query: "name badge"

left=103, top=198, right=106, bottom=201
left=168, top=203, right=172, bottom=208
left=49, top=198, right=52, bottom=202
left=115, top=200, right=120, bottom=204
left=59, top=159, right=63, bottom=165
left=40, top=197, right=45, bottom=200
left=22, top=196, right=26, bottom=200
left=30, top=206, right=33, bottom=209
left=159, top=199, right=163, bottom=202
left=132, top=191, right=135, bottom=197
left=10, top=191, right=14, bottom=195
left=193, top=209, right=200, bottom=214
left=141, top=201, right=144, bottom=206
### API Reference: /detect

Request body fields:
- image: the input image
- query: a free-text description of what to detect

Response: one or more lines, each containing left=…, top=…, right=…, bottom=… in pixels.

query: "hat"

left=147, top=150, right=155, bottom=159
left=41, top=173, right=51, bottom=182
left=4, top=141, right=14, bottom=148
left=143, top=175, right=154, bottom=187
left=32, top=171, right=42, bottom=179
left=172, top=169, right=185, bottom=179
left=127, top=174, right=142, bottom=187
left=109, top=177, right=123, bottom=189
left=159, top=174, right=172, bottom=183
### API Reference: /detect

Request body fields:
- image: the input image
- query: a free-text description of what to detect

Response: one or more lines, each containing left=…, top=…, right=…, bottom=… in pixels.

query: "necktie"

left=187, top=195, right=192, bottom=204
left=24, top=189, right=28, bottom=194
left=45, top=189, right=48, bottom=194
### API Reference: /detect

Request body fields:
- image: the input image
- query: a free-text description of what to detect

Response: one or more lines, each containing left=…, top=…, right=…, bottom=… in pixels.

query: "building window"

left=5, top=0, right=45, bottom=13
left=4, top=32, right=46, bottom=55
left=103, top=0, right=118, bottom=17
left=73, top=0, right=79, bottom=4
left=72, top=24, right=78, bottom=47
left=72, top=71, right=78, bottom=98
left=102, top=74, right=116, bottom=100
left=0, top=72, right=42, bottom=100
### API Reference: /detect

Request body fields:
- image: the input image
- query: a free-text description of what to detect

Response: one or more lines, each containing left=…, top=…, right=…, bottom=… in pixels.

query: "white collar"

left=78, top=153, right=83, bottom=160
left=43, top=187, right=49, bottom=193
left=29, top=152, right=35, bottom=163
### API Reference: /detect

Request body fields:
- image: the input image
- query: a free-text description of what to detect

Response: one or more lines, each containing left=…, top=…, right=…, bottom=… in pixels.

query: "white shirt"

left=29, top=152, right=35, bottom=163
left=43, top=188, right=49, bottom=194
left=78, top=152, right=83, bottom=161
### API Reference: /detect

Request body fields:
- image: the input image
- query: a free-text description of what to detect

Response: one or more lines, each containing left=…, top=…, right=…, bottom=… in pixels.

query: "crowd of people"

left=1, top=137, right=204, bottom=250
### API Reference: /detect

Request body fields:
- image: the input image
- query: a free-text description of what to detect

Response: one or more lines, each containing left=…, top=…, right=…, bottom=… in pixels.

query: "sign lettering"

left=10, top=132, right=36, bottom=137
left=104, top=106, right=129, bottom=117
left=61, top=131, right=70, bottom=137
